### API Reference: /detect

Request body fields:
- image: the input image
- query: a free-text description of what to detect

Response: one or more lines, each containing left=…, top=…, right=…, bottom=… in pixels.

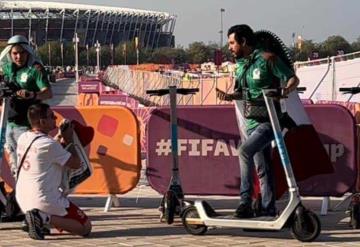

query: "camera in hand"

left=0, top=79, right=20, bottom=98
left=60, top=119, right=71, bottom=132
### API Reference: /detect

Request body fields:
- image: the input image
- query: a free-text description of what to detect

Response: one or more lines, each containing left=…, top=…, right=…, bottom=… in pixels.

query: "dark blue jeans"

left=239, top=122, right=276, bottom=213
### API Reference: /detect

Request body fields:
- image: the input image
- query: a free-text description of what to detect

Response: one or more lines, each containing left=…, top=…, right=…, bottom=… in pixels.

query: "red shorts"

left=55, top=201, right=88, bottom=232
left=63, top=201, right=88, bottom=225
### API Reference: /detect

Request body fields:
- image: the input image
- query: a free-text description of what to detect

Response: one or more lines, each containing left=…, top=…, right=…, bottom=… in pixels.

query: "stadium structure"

left=0, top=1, right=176, bottom=49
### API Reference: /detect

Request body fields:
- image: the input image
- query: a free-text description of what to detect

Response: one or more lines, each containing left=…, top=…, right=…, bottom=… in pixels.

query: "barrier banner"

left=147, top=106, right=241, bottom=195
left=1, top=106, right=141, bottom=195
left=99, top=94, right=139, bottom=108
left=317, top=100, right=360, bottom=123
left=77, top=93, right=99, bottom=106
left=78, top=80, right=100, bottom=94
left=147, top=104, right=356, bottom=196
left=299, top=104, right=357, bottom=196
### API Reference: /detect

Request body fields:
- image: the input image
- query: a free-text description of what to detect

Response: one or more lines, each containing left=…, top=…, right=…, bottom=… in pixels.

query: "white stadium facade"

left=0, top=1, right=176, bottom=48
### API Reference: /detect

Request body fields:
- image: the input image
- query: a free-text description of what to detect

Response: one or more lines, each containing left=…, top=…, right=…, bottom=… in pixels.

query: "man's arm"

left=59, top=123, right=81, bottom=169
left=264, top=53, right=300, bottom=96
left=34, top=65, right=53, bottom=100
left=33, top=87, right=52, bottom=100
left=283, top=75, right=300, bottom=96
left=63, top=143, right=81, bottom=169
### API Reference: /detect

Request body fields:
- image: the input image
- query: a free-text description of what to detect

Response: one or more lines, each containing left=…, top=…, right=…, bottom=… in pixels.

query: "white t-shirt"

left=16, top=131, right=71, bottom=216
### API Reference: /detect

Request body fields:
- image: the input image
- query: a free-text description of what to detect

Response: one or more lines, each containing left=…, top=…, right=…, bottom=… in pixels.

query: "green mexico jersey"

left=2, top=63, right=50, bottom=92
left=2, top=63, right=50, bottom=127
left=235, top=49, right=295, bottom=130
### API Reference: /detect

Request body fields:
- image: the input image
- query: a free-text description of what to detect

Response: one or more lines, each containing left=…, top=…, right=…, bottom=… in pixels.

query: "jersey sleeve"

left=48, top=141, right=71, bottom=167
left=34, top=68, right=51, bottom=90
left=268, top=56, right=295, bottom=86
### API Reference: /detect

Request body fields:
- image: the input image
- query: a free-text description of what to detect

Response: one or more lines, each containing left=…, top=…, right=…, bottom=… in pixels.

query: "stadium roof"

left=0, top=1, right=173, bottom=18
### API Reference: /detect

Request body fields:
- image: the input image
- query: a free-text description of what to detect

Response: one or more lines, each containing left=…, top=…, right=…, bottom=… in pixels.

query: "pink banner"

left=147, top=104, right=356, bottom=196
left=78, top=80, right=100, bottom=94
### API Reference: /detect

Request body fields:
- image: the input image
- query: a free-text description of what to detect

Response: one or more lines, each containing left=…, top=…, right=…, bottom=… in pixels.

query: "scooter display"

left=339, top=86, right=360, bottom=229
left=181, top=88, right=321, bottom=242
left=146, top=86, right=199, bottom=224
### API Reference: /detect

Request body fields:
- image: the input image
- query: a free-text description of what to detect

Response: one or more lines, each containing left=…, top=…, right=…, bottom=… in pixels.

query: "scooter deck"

left=200, top=201, right=278, bottom=221
left=208, top=214, right=277, bottom=221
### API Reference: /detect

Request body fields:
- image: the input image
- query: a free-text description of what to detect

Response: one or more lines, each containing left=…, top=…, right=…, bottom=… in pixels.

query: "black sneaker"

left=260, top=207, right=277, bottom=217
left=21, top=219, right=51, bottom=235
left=234, top=204, right=254, bottom=218
left=25, top=209, right=44, bottom=240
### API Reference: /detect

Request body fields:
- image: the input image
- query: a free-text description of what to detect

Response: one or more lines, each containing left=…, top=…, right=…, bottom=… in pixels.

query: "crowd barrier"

left=146, top=104, right=357, bottom=198
left=1, top=106, right=142, bottom=195
left=103, top=66, right=234, bottom=106
left=316, top=100, right=360, bottom=192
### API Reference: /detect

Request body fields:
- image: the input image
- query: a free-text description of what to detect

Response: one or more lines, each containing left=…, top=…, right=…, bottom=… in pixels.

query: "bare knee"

left=81, top=219, right=92, bottom=237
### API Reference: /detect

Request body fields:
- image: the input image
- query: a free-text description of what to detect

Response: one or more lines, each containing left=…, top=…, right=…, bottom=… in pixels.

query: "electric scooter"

left=181, top=88, right=321, bottom=242
left=146, top=86, right=199, bottom=224
left=339, top=86, right=360, bottom=229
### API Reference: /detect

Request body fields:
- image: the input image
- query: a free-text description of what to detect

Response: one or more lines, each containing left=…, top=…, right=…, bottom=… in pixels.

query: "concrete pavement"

left=1, top=185, right=360, bottom=246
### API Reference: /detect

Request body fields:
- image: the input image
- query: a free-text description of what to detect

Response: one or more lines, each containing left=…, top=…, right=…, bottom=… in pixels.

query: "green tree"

left=186, top=42, right=211, bottom=64
left=148, top=47, right=187, bottom=64
left=351, top=36, right=360, bottom=52
left=291, top=39, right=318, bottom=61
left=319, top=35, right=352, bottom=57
left=37, top=41, right=61, bottom=66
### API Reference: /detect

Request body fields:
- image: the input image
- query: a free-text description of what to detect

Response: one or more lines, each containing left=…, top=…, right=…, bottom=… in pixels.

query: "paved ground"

left=1, top=185, right=360, bottom=246
left=1, top=78, right=359, bottom=246
left=46, top=77, right=78, bottom=106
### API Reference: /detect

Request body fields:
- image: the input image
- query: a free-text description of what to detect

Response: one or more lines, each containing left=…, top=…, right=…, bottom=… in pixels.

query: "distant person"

left=217, top=24, right=299, bottom=218
left=0, top=35, right=53, bottom=177
left=16, top=103, right=92, bottom=240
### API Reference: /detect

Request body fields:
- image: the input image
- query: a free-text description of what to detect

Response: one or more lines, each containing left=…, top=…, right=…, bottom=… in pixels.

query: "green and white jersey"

left=235, top=49, right=295, bottom=130
left=2, top=62, right=50, bottom=127
left=2, top=63, right=50, bottom=92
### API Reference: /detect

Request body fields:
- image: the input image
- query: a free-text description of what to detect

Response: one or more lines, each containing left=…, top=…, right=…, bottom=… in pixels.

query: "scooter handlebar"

left=146, top=89, right=169, bottom=96
left=339, top=87, right=360, bottom=94
left=264, top=86, right=307, bottom=98
left=146, top=88, right=199, bottom=96
left=176, top=88, right=199, bottom=95
left=297, top=87, right=306, bottom=93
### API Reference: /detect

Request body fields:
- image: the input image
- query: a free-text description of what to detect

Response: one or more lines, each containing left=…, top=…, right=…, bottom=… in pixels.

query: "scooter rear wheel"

left=182, top=206, right=208, bottom=235
left=350, top=203, right=360, bottom=229
left=163, top=190, right=177, bottom=224
left=291, top=209, right=321, bottom=242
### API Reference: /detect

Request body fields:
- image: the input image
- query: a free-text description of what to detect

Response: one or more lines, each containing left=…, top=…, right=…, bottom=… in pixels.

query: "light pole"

left=73, top=33, right=80, bottom=82
left=135, top=36, right=139, bottom=65
left=110, top=43, right=114, bottom=65
left=60, top=41, right=64, bottom=68
left=220, top=8, right=225, bottom=48
left=86, top=44, right=89, bottom=67
left=48, top=42, right=51, bottom=67
left=94, top=40, right=101, bottom=73
left=123, top=43, right=127, bottom=65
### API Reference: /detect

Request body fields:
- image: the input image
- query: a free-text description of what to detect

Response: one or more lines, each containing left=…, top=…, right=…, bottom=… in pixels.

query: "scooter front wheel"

left=291, top=209, right=321, bottom=242
left=181, top=206, right=207, bottom=235
left=350, top=203, right=360, bottom=229
left=163, top=190, right=177, bottom=224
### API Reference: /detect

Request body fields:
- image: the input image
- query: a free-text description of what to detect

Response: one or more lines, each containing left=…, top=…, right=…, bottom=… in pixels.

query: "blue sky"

left=30, top=0, right=360, bottom=48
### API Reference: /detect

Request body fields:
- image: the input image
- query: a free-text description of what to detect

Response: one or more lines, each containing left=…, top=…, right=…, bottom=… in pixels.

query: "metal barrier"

left=295, top=51, right=360, bottom=102
left=103, top=65, right=234, bottom=107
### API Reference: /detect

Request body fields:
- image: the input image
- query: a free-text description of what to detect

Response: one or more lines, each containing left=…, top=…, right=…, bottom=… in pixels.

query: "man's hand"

left=216, top=88, right=232, bottom=101
left=16, top=89, right=35, bottom=99
left=216, top=88, right=242, bottom=101
left=59, top=120, right=74, bottom=145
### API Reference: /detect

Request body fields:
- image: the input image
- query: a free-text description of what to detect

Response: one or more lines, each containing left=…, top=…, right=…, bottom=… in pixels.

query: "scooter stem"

left=169, top=86, right=180, bottom=185
left=262, top=89, right=298, bottom=191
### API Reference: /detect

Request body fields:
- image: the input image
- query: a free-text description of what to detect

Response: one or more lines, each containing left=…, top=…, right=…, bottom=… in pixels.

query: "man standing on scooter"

left=220, top=24, right=299, bottom=218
